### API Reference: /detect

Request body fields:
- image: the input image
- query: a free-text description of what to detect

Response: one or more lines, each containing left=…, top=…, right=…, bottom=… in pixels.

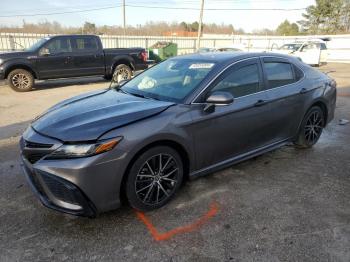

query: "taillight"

left=140, top=50, right=148, bottom=62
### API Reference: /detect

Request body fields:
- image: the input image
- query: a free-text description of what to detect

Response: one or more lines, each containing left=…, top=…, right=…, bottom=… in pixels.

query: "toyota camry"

left=20, top=52, right=336, bottom=217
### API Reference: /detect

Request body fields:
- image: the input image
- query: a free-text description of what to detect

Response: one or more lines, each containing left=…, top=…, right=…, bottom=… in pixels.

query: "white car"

left=274, top=41, right=328, bottom=66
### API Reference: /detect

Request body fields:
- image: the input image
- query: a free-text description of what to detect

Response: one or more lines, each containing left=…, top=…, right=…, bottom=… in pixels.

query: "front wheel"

left=294, top=106, right=325, bottom=148
left=125, top=146, right=183, bottom=211
left=7, top=69, right=34, bottom=92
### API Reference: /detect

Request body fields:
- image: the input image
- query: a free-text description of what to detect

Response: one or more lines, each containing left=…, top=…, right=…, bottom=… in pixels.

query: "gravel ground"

left=0, top=64, right=349, bottom=262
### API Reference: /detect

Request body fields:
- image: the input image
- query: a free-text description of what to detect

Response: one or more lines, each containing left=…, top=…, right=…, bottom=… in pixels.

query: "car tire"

left=7, top=69, right=34, bottom=92
left=103, top=75, right=112, bottom=80
left=112, top=64, right=132, bottom=83
left=294, top=106, right=325, bottom=148
left=125, top=146, right=183, bottom=212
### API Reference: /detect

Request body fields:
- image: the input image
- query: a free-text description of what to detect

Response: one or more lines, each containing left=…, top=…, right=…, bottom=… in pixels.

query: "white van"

left=274, top=40, right=328, bottom=66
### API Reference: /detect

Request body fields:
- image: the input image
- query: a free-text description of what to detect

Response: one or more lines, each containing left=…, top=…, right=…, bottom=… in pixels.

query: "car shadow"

left=0, top=120, right=31, bottom=140
left=0, top=77, right=109, bottom=91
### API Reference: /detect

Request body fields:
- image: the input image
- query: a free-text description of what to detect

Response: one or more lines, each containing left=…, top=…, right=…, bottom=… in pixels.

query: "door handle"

left=299, top=87, right=308, bottom=94
left=254, top=99, right=269, bottom=107
left=64, top=56, right=72, bottom=64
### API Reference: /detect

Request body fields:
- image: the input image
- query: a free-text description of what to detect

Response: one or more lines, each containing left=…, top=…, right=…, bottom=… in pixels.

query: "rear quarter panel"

left=103, top=48, right=145, bottom=75
left=298, top=64, right=335, bottom=126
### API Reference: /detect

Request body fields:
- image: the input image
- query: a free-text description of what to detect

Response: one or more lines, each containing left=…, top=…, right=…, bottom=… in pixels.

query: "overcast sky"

left=0, top=0, right=315, bottom=32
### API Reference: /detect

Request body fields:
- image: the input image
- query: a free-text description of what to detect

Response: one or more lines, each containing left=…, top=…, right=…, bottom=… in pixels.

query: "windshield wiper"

left=127, top=92, right=151, bottom=99
left=112, top=85, right=160, bottom=100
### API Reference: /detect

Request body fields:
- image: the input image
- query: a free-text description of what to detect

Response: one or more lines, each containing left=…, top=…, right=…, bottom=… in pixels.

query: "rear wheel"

left=7, top=69, right=34, bottom=92
left=125, top=146, right=183, bottom=211
left=112, top=64, right=132, bottom=83
left=294, top=106, right=325, bottom=148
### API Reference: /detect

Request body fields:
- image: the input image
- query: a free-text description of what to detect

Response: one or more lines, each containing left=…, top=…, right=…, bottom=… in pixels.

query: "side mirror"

left=204, top=91, right=234, bottom=113
left=40, top=48, right=50, bottom=56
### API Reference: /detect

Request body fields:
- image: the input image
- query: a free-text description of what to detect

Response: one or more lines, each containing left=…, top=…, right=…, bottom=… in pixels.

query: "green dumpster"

left=148, top=41, right=178, bottom=62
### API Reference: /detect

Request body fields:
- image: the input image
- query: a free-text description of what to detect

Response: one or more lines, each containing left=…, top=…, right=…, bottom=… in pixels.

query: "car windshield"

left=24, top=38, right=50, bottom=52
left=279, top=44, right=302, bottom=51
left=121, top=59, right=216, bottom=103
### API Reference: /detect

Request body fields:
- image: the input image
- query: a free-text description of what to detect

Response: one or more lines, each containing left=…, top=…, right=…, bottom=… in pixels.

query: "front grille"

left=40, top=174, right=80, bottom=205
left=27, top=153, right=49, bottom=164
left=22, top=139, right=54, bottom=164
left=24, top=140, right=53, bottom=149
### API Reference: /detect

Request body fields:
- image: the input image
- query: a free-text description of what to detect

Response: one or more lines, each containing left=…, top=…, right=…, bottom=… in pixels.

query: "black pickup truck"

left=0, top=35, right=148, bottom=91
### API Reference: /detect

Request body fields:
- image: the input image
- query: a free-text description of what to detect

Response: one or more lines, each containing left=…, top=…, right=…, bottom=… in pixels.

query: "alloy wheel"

left=116, top=68, right=130, bottom=82
left=11, top=73, right=30, bottom=89
left=135, top=154, right=179, bottom=205
left=304, top=110, right=324, bottom=144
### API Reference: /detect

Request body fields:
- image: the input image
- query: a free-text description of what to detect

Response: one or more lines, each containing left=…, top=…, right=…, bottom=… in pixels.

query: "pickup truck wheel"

left=8, top=69, right=34, bottom=92
left=103, top=75, right=112, bottom=80
left=112, top=64, right=132, bottom=83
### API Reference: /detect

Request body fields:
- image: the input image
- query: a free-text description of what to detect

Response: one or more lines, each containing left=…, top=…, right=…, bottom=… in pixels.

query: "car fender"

left=3, top=59, right=38, bottom=79
left=110, top=55, right=136, bottom=74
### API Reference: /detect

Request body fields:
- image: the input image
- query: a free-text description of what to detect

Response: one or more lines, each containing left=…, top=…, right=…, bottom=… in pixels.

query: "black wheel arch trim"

left=4, top=61, right=38, bottom=79
left=119, top=136, right=193, bottom=201
left=110, top=55, right=135, bottom=74
left=294, top=99, right=329, bottom=142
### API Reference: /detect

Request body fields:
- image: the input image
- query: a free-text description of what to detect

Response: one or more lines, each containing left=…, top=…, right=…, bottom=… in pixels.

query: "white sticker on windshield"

left=189, top=63, right=214, bottom=69
left=138, top=76, right=157, bottom=90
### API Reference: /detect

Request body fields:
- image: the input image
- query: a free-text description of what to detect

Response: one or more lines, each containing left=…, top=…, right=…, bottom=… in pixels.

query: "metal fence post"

left=145, top=38, right=148, bottom=49
left=9, top=35, right=15, bottom=51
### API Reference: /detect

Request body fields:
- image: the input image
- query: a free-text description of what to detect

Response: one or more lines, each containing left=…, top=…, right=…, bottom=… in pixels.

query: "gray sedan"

left=20, top=52, right=336, bottom=217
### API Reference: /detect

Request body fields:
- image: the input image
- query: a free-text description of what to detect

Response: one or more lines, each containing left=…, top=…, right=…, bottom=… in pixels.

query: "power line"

left=0, top=0, right=305, bottom=14
left=0, top=4, right=306, bottom=18
left=0, top=6, right=120, bottom=18
left=125, top=4, right=305, bottom=11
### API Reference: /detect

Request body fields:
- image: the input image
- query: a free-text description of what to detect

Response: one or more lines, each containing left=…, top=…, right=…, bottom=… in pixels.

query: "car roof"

left=49, top=34, right=98, bottom=38
left=171, top=51, right=295, bottom=63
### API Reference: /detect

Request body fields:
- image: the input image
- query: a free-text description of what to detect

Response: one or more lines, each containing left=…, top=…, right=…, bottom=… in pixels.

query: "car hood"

left=31, top=89, right=175, bottom=142
left=0, top=51, right=35, bottom=60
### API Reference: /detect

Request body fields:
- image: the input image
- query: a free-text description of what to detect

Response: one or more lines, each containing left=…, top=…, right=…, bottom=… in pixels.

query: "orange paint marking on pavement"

left=135, top=201, right=219, bottom=241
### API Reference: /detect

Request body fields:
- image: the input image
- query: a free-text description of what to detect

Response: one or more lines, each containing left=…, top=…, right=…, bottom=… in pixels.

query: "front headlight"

left=0, top=59, right=3, bottom=66
left=46, top=137, right=122, bottom=159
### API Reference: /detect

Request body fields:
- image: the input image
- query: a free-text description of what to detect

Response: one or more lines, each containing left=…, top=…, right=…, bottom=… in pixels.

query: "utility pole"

left=123, top=0, right=126, bottom=35
left=196, top=0, right=204, bottom=50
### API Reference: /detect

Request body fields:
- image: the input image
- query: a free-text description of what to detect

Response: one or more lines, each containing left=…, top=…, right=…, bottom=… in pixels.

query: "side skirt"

left=189, top=139, right=290, bottom=179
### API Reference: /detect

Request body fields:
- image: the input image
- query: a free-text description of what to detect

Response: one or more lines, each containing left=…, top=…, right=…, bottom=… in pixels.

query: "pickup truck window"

left=75, top=37, right=98, bottom=51
left=44, top=38, right=72, bottom=54
left=25, top=38, right=49, bottom=52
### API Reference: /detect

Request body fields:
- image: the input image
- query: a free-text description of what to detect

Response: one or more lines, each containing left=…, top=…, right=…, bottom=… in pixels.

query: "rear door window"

left=74, top=37, right=99, bottom=51
left=263, top=62, right=295, bottom=89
